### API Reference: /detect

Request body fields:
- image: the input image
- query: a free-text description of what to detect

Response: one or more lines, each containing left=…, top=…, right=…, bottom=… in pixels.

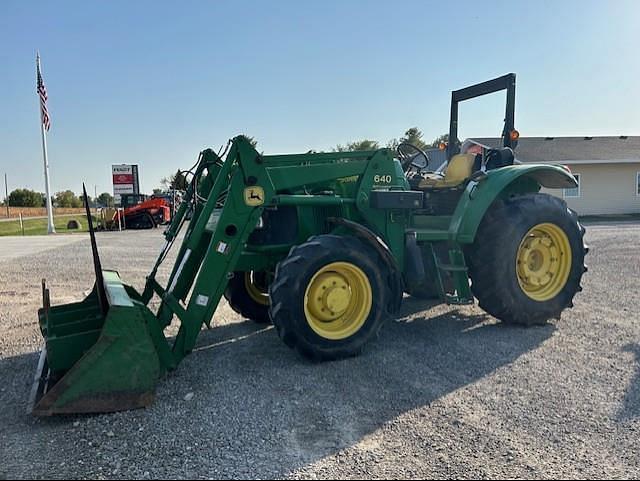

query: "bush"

left=7, top=189, right=44, bottom=207
left=55, top=190, right=83, bottom=208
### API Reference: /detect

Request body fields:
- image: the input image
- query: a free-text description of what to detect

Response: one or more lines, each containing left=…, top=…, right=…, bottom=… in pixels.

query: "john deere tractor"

left=31, top=74, right=587, bottom=415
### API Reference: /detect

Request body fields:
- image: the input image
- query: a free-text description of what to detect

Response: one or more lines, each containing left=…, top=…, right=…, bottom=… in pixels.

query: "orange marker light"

left=438, top=142, right=447, bottom=151
left=510, top=129, right=520, bottom=141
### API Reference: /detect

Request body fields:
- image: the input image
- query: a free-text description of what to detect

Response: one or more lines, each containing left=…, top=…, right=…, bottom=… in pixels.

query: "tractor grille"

left=313, top=206, right=343, bottom=233
left=248, top=206, right=298, bottom=245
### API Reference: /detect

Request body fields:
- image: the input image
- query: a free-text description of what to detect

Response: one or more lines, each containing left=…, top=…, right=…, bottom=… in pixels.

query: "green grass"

left=0, top=214, right=95, bottom=236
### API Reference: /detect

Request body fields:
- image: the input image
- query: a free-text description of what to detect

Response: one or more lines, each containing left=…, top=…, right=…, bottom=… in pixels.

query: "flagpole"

left=4, top=173, right=9, bottom=218
left=37, top=52, right=55, bottom=234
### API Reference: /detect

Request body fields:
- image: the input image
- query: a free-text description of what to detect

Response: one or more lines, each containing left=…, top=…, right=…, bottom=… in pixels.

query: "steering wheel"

left=396, top=142, right=430, bottom=173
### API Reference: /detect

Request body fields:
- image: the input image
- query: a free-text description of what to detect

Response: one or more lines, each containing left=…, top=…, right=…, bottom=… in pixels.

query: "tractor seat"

left=418, top=153, right=477, bottom=189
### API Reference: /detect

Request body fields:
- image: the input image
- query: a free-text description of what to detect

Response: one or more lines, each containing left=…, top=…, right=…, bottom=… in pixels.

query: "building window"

left=563, top=173, right=581, bottom=198
left=637, top=172, right=640, bottom=196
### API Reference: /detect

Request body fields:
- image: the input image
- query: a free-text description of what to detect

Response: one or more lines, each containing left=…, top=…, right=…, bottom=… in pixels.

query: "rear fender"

left=449, top=164, right=577, bottom=243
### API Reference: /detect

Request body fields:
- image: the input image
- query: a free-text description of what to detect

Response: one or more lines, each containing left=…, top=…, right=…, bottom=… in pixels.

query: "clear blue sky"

left=1, top=0, right=639, bottom=196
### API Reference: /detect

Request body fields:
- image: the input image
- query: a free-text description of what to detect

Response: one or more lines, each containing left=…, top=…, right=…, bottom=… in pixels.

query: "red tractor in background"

left=115, top=193, right=171, bottom=229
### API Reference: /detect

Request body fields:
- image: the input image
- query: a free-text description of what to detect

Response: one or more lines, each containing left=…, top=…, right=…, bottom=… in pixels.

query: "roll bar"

left=447, top=73, right=517, bottom=159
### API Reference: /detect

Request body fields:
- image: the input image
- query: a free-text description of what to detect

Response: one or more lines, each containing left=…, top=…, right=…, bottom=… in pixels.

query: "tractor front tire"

left=466, top=193, right=587, bottom=326
left=269, top=235, right=390, bottom=361
left=224, top=271, right=271, bottom=324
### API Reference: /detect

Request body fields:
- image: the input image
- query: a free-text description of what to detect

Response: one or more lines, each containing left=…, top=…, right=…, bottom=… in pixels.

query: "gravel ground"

left=0, top=223, right=638, bottom=479
left=0, top=235, right=86, bottom=261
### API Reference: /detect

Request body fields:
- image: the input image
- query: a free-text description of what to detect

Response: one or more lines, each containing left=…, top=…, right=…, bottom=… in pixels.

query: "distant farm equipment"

left=98, top=194, right=171, bottom=230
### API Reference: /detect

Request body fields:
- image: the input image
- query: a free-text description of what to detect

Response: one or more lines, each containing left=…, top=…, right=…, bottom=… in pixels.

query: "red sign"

left=113, top=173, right=134, bottom=184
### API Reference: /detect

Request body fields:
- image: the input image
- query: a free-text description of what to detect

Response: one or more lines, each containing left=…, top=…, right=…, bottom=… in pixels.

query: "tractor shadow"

left=0, top=299, right=554, bottom=479
left=175, top=297, right=555, bottom=477
left=618, top=343, right=640, bottom=421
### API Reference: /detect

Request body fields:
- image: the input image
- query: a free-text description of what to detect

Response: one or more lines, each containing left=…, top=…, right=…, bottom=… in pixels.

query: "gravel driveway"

left=0, top=223, right=638, bottom=479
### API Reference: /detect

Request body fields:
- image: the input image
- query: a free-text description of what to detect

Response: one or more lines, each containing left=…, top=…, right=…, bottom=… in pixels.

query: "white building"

left=472, top=136, right=640, bottom=215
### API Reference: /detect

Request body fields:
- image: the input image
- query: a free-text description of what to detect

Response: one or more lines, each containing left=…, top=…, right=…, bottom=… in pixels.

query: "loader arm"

left=143, top=136, right=393, bottom=363
left=31, top=135, right=421, bottom=415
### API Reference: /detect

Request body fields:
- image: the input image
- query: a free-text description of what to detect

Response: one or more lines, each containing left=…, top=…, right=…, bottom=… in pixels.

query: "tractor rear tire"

left=466, top=193, right=587, bottom=326
left=224, top=271, right=271, bottom=324
left=269, top=235, right=390, bottom=361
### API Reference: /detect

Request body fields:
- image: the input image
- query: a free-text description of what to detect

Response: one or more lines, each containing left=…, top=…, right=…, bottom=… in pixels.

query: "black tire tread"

left=224, top=272, right=271, bottom=324
left=466, top=193, right=587, bottom=326
left=269, top=234, right=392, bottom=361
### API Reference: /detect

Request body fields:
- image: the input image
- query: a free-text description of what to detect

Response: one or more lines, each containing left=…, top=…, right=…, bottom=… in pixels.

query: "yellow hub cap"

left=244, top=272, right=269, bottom=306
left=304, top=262, right=372, bottom=340
left=516, top=223, right=572, bottom=301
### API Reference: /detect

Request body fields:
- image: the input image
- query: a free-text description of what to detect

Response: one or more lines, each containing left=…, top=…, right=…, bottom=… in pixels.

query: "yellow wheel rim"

left=304, top=262, right=372, bottom=340
left=516, top=223, right=572, bottom=301
left=244, top=272, right=269, bottom=306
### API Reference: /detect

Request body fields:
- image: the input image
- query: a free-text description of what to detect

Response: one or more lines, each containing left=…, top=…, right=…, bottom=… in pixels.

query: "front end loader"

left=30, top=74, right=587, bottom=415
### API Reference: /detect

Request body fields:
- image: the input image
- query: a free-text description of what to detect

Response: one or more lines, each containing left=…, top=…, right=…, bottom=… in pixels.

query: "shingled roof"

left=470, top=136, right=640, bottom=164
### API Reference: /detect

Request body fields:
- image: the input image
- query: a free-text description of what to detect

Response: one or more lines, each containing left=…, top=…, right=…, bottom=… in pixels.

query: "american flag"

left=36, top=57, right=51, bottom=131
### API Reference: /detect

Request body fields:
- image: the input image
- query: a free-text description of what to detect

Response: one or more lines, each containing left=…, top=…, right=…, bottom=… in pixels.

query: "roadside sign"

left=112, top=164, right=140, bottom=205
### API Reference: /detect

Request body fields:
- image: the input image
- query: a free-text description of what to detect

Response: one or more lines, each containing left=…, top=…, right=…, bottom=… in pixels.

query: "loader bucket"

left=29, top=185, right=162, bottom=416
left=30, top=274, right=161, bottom=415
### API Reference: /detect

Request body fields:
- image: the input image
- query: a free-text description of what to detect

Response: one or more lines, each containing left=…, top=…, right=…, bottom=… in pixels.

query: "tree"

left=386, top=137, right=400, bottom=151
left=334, top=139, right=380, bottom=152
left=7, top=188, right=43, bottom=207
left=170, top=170, right=188, bottom=190
left=428, top=133, right=449, bottom=148
left=55, top=190, right=82, bottom=208
left=386, top=127, right=434, bottom=156
left=159, top=176, right=170, bottom=191
left=399, top=127, right=429, bottom=150
left=160, top=170, right=188, bottom=192
left=172, top=170, right=188, bottom=190
left=97, top=192, right=114, bottom=207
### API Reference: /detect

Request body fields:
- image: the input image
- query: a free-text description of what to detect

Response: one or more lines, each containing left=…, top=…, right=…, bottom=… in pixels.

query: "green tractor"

left=31, top=74, right=587, bottom=415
